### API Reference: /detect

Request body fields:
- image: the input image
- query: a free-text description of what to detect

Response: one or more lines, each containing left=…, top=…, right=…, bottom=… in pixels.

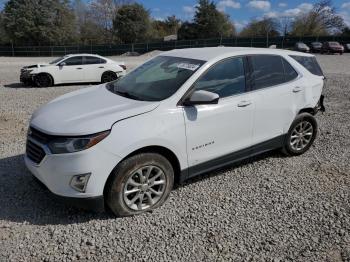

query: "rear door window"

left=289, top=55, right=323, bottom=76
left=84, top=56, right=106, bottom=65
left=249, top=55, right=285, bottom=90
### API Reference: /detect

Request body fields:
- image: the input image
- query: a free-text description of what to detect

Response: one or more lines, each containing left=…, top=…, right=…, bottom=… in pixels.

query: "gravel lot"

left=0, top=53, right=349, bottom=261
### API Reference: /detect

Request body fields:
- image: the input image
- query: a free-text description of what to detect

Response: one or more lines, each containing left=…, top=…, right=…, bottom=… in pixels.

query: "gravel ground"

left=0, top=53, right=350, bottom=261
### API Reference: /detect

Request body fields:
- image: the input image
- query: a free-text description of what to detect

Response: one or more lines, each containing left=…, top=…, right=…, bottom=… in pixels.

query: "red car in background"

left=321, top=41, right=344, bottom=55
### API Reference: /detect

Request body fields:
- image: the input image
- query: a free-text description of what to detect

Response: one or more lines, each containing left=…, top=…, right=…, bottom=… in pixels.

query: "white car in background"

left=20, top=54, right=126, bottom=87
left=25, top=47, right=325, bottom=216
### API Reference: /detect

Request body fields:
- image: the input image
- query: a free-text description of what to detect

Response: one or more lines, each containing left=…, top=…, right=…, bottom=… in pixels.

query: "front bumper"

left=20, top=72, right=34, bottom=84
left=311, top=48, right=321, bottom=52
left=329, top=49, right=344, bottom=53
left=25, top=135, right=121, bottom=210
left=32, top=175, right=105, bottom=212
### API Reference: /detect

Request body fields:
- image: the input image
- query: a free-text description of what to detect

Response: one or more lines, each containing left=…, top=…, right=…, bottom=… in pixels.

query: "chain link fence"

left=1, top=36, right=349, bottom=56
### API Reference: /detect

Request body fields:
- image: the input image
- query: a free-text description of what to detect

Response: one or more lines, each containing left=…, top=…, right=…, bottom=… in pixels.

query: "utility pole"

left=266, top=31, right=269, bottom=48
left=11, top=41, right=14, bottom=57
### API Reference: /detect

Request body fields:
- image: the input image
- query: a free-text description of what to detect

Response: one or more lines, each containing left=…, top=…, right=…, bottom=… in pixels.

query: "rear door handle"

left=293, top=87, right=302, bottom=93
left=99, top=66, right=104, bottom=68
left=237, top=101, right=252, bottom=107
left=76, top=67, right=83, bottom=70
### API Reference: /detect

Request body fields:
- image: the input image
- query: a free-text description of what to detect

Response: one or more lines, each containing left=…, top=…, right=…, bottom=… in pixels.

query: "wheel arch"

left=103, top=145, right=182, bottom=197
left=298, top=107, right=316, bottom=115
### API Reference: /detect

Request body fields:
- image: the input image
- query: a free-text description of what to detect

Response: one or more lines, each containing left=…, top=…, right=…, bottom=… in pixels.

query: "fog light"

left=70, top=173, right=91, bottom=192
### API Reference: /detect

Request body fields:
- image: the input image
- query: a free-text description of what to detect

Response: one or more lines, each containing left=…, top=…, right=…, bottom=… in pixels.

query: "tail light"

left=119, top=65, right=126, bottom=70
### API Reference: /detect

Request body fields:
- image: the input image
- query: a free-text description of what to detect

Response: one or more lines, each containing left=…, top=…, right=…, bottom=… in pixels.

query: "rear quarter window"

left=282, top=58, right=298, bottom=82
left=289, top=55, right=323, bottom=76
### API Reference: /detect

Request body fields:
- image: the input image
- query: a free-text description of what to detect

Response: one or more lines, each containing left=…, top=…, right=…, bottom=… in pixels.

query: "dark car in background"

left=321, top=41, right=344, bottom=55
left=294, top=42, right=310, bottom=52
left=310, top=42, right=322, bottom=53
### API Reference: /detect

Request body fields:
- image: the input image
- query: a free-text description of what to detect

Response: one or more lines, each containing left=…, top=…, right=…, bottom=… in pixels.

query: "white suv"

left=25, top=47, right=325, bottom=216
left=20, top=54, right=126, bottom=87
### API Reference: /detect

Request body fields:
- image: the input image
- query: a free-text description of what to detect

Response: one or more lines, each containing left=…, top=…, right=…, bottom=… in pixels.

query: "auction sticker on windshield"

left=177, top=63, right=201, bottom=71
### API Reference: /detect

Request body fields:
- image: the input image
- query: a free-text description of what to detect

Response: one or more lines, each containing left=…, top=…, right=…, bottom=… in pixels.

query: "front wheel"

left=282, top=113, right=318, bottom=156
left=105, top=153, right=174, bottom=217
left=34, top=73, right=53, bottom=87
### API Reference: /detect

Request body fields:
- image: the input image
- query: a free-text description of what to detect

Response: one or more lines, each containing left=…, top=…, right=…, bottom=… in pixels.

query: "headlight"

left=22, top=69, right=33, bottom=74
left=48, top=130, right=110, bottom=154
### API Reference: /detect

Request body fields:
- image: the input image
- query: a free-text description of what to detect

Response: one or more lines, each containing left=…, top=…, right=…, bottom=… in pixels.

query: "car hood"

left=22, top=63, right=49, bottom=69
left=30, top=84, right=160, bottom=136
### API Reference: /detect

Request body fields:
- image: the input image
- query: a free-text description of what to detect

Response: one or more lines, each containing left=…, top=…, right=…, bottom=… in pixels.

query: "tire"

left=34, top=73, right=53, bottom=87
left=282, top=113, right=318, bottom=156
left=105, top=153, right=174, bottom=217
left=101, top=71, right=118, bottom=83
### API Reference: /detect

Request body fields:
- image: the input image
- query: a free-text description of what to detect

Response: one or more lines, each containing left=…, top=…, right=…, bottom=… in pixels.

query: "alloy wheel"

left=36, top=75, right=51, bottom=87
left=123, top=165, right=166, bottom=211
left=290, top=120, right=314, bottom=151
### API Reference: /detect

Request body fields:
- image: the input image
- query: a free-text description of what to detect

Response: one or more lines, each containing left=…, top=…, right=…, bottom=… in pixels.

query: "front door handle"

left=76, top=67, right=83, bottom=70
left=293, top=87, right=302, bottom=93
left=237, top=101, right=252, bottom=107
left=99, top=66, right=104, bottom=68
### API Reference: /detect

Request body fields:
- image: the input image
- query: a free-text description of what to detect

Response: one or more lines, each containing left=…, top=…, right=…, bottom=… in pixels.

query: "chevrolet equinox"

left=25, top=47, right=325, bottom=216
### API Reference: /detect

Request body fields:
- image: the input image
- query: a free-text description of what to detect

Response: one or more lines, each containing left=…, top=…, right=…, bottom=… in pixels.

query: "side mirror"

left=183, top=90, right=219, bottom=106
left=58, top=62, right=66, bottom=67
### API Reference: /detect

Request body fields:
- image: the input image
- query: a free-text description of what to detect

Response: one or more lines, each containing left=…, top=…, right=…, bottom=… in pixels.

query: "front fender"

left=100, top=108, right=188, bottom=170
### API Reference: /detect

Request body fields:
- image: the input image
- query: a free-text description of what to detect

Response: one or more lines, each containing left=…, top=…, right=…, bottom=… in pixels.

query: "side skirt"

left=180, top=135, right=286, bottom=182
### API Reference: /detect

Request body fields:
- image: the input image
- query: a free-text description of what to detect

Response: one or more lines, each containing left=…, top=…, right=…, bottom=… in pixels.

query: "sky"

left=137, top=0, right=350, bottom=30
left=0, top=0, right=349, bottom=30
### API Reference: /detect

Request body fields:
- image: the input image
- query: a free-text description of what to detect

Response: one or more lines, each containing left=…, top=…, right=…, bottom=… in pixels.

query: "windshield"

left=329, top=42, right=340, bottom=47
left=312, top=42, right=322, bottom=47
left=49, top=56, right=66, bottom=64
left=297, top=43, right=307, bottom=48
left=106, top=56, right=205, bottom=101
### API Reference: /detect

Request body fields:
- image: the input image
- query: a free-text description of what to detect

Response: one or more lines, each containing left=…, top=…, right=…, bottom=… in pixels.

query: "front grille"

left=29, top=127, right=52, bottom=144
left=26, top=139, right=46, bottom=164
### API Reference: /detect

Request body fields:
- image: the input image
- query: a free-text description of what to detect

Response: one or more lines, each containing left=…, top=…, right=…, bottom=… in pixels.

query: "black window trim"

left=178, top=55, right=250, bottom=106
left=281, top=56, right=300, bottom=82
left=60, top=56, right=83, bottom=66
left=246, top=54, right=300, bottom=93
left=83, top=55, right=107, bottom=65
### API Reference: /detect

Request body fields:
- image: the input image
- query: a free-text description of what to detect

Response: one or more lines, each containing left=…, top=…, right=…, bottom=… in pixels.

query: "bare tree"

left=291, top=0, right=345, bottom=36
left=88, top=0, right=133, bottom=43
left=278, top=16, right=293, bottom=36
left=312, top=0, right=344, bottom=31
left=240, top=18, right=280, bottom=38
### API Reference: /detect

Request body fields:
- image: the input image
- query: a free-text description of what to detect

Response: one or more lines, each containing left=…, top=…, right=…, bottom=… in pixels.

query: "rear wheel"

left=34, top=73, right=53, bottom=87
left=106, top=153, right=174, bottom=217
left=101, top=71, right=118, bottom=83
left=282, top=113, right=318, bottom=156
